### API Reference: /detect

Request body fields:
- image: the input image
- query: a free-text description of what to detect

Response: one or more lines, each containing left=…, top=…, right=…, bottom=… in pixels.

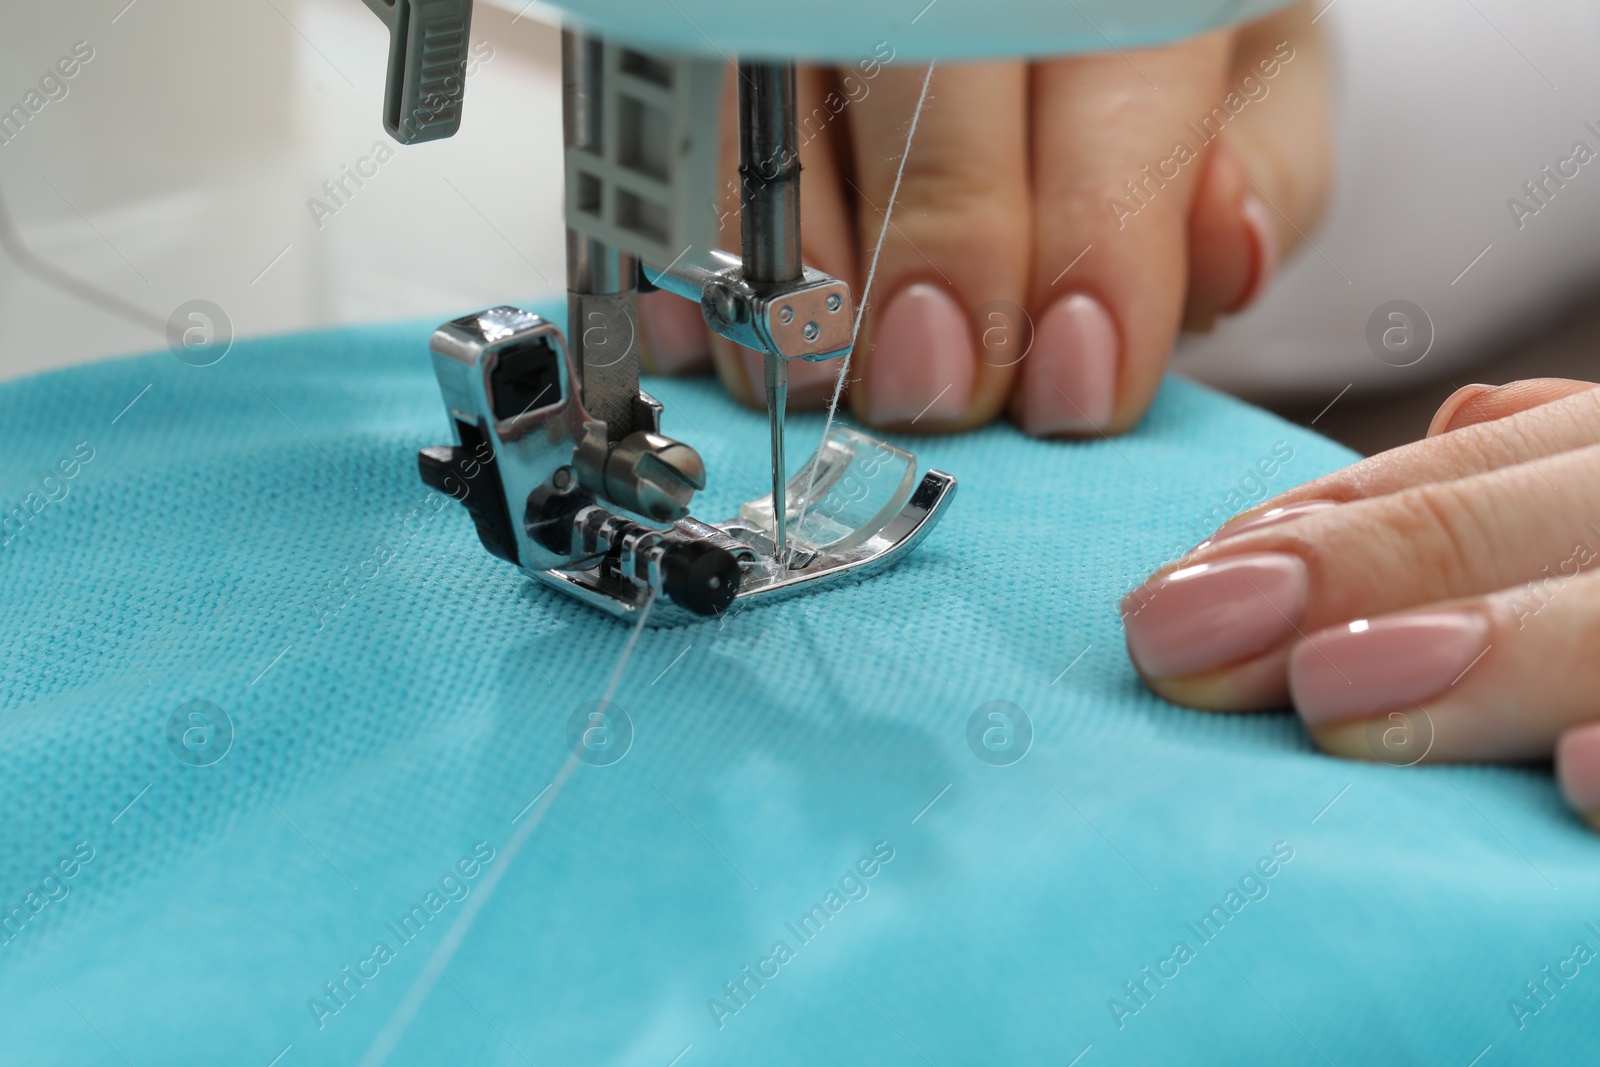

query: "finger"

left=1181, top=138, right=1260, bottom=332
left=1429, top=379, right=1600, bottom=436
left=639, top=290, right=712, bottom=376
left=1207, top=385, right=1600, bottom=538
left=1296, top=569, right=1600, bottom=767
left=1556, top=723, right=1600, bottom=832
left=1123, top=441, right=1600, bottom=710
left=1184, top=1, right=1331, bottom=330
left=845, top=61, right=1031, bottom=432
left=707, top=65, right=858, bottom=409
left=1018, top=34, right=1232, bottom=437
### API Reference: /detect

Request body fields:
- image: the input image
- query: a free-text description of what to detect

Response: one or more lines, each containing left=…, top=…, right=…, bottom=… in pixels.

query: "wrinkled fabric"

left=1, top=309, right=1594, bottom=1066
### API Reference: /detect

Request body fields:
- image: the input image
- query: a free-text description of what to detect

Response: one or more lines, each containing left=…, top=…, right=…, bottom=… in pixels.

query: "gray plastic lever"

left=360, top=0, right=474, bottom=144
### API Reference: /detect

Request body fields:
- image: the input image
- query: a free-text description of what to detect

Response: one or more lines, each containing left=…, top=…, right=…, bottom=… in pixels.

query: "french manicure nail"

left=1213, top=499, right=1341, bottom=542
left=1018, top=293, right=1117, bottom=435
left=641, top=293, right=711, bottom=374
left=1557, top=724, right=1600, bottom=821
left=1289, top=611, right=1490, bottom=727
left=1231, top=195, right=1278, bottom=313
left=1121, top=552, right=1308, bottom=679
left=864, top=283, right=974, bottom=424
left=1427, top=384, right=1495, bottom=437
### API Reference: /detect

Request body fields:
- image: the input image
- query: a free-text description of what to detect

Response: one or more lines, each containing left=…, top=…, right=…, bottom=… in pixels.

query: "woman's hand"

left=639, top=1, right=1332, bottom=438
left=1121, top=378, right=1600, bottom=828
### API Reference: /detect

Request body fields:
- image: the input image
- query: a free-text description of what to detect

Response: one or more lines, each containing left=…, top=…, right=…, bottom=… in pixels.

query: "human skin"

left=1120, top=378, right=1600, bottom=830
left=638, top=1, right=1332, bottom=439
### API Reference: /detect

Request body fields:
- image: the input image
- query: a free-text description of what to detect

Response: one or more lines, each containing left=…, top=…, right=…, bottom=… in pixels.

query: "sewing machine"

left=357, top=0, right=955, bottom=624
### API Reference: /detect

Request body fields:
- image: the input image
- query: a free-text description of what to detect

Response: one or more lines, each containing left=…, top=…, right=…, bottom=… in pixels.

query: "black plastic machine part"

left=488, top=336, right=562, bottom=422
left=417, top=421, right=519, bottom=564
left=660, top=540, right=742, bottom=616
left=419, top=329, right=742, bottom=617
left=421, top=431, right=742, bottom=616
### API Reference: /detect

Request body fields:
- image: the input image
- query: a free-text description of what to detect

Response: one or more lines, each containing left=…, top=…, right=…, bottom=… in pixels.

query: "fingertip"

left=858, top=282, right=977, bottom=430
left=1138, top=661, right=1292, bottom=713
left=1305, top=719, right=1377, bottom=762
left=1556, top=723, right=1600, bottom=822
left=1428, top=379, right=1600, bottom=435
left=1182, top=140, right=1257, bottom=331
left=1014, top=292, right=1118, bottom=437
left=1234, top=192, right=1279, bottom=312
left=1124, top=636, right=1295, bottom=712
left=1427, top=384, right=1497, bottom=437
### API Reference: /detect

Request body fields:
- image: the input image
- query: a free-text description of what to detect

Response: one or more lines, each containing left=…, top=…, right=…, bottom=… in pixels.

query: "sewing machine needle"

left=766, top=352, right=788, bottom=559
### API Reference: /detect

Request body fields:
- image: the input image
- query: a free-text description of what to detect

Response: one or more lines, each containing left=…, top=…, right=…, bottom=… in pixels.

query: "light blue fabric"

left=545, top=0, right=1301, bottom=63
left=2, top=308, right=1597, bottom=1067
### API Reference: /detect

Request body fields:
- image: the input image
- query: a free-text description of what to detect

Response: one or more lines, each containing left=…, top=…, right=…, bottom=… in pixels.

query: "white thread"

left=358, top=592, right=657, bottom=1067
left=787, top=60, right=937, bottom=565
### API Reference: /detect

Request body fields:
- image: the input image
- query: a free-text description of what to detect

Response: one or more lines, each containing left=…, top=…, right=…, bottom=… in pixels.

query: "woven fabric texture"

left=1, top=309, right=1595, bottom=1066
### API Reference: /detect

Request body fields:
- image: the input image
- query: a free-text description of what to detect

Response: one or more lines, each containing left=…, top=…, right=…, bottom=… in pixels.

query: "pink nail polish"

left=1018, top=293, right=1117, bottom=435
left=1232, top=195, right=1278, bottom=312
left=1288, top=611, right=1490, bottom=727
left=1121, top=552, right=1308, bottom=679
left=640, top=292, right=711, bottom=373
left=864, top=283, right=975, bottom=424
left=1214, top=499, right=1340, bottom=542
left=1557, top=723, right=1600, bottom=815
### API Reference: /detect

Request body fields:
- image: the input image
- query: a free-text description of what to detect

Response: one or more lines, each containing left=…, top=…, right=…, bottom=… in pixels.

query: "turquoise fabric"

left=2, top=309, right=1597, bottom=1067
left=546, top=0, right=1302, bottom=63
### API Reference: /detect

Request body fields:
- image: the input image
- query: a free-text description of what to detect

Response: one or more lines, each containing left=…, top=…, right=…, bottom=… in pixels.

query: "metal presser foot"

left=417, top=307, right=956, bottom=626
left=402, top=30, right=955, bottom=624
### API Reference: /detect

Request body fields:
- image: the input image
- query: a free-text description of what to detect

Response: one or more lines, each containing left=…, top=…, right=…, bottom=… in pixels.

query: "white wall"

left=0, top=0, right=566, bottom=381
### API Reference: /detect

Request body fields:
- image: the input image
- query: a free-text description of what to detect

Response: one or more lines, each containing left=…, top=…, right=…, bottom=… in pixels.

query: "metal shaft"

left=738, top=62, right=803, bottom=287
left=738, top=61, right=801, bottom=556
left=564, top=29, right=640, bottom=442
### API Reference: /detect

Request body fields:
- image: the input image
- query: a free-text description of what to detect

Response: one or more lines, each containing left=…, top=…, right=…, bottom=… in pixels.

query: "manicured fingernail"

left=1557, top=724, right=1600, bottom=827
left=641, top=293, right=710, bottom=373
left=1214, top=499, right=1340, bottom=542
left=1231, top=195, right=1278, bottom=312
left=1427, top=384, right=1496, bottom=437
left=1018, top=293, right=1117, bottom=435
left=1288, top=611, right=1490, bottom=727
left=1121, top=552, right=1308, bottom=679
left=864, top=283, right=974, bottom=424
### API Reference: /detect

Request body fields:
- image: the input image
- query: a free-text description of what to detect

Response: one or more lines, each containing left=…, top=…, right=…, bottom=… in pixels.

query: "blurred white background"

left=1, top=0, right=1597, bottom=420
left=0, top=0, right=567, bottom=381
